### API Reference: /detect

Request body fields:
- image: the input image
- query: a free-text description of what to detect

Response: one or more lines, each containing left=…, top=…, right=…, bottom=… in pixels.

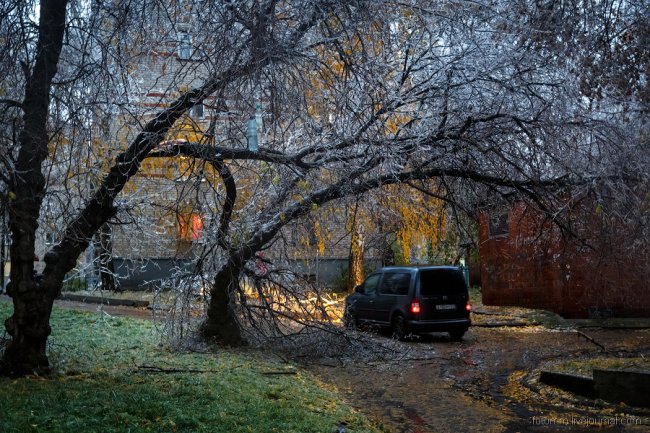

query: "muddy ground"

left=308, top=326, right=650, bottom=433
left=15, top=295, right=650, bottom=433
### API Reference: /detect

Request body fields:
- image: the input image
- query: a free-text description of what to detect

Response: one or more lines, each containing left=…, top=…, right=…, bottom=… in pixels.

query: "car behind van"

left=343, top=266, right=471, bottom=340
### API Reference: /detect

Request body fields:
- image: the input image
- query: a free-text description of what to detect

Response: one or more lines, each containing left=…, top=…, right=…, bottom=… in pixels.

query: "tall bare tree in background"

left=1, top=0, right=648, bottom=375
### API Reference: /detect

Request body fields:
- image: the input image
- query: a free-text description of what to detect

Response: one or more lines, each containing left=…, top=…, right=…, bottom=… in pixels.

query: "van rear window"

left=419, top=269, right=466, bottom=296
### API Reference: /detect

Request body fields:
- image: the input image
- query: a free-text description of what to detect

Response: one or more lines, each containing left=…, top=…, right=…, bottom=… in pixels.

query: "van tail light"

left=411, top=299, right=421, bottom=314
left=465, top=303, right=472, bottom=312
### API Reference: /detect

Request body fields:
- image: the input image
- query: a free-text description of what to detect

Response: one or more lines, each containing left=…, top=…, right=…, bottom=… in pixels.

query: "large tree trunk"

left=2, top=0, right=264, bottom=375
left=348, top=223, right=365, bottom=293
left=1, top=281, right=57, bottom=376
left=0, top=0, right=225, bottom=375
left=0, top=0, right=69, bottom=376
left=347, top=201, right=365, bottom=293
left=200, top=263, right=244, bottom=346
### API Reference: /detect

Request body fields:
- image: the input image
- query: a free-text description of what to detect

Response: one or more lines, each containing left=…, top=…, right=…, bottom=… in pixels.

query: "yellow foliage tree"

left=376, top=182, right=446, bottom=264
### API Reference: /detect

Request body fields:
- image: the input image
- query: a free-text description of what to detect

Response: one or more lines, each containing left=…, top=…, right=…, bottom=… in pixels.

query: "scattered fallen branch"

left=473, top=321, right=536, bottom=328
left=576, top=330, right=606, bottom=351
left=261, top=370, right=298, bottom=376
left=471, top=310, right=512, bottom=316
left=136, top=364, right=223, bottom=374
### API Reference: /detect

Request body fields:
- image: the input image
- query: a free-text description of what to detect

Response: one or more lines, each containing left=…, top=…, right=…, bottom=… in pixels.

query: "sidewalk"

left=58, top=292, right=150, bottom=308
left=471, top=303, right=650, bottom=330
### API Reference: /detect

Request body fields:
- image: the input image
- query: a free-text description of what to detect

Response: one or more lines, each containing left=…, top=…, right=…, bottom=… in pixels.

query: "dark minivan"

left=344, top=266, right=471, bottom=340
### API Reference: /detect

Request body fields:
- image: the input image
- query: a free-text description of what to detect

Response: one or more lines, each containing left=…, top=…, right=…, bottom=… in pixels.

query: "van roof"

left=379, top=265, right=462, bottom=272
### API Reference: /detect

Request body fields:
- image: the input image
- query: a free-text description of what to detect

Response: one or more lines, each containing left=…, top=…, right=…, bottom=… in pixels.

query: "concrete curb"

left=539, top=371, right=595, bottom=398
left=472, top=321, right=537, bottom=328
left=593, top=369, right=650, bottom=408
left=540, top=369, right=650, bottom=408
left=58, top=293, right=149, bottom=308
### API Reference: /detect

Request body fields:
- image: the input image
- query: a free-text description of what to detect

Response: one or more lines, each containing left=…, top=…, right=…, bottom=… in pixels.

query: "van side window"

left=362, top=274, right=381, bottom=295
left=378, top=272, right=411, bottom=295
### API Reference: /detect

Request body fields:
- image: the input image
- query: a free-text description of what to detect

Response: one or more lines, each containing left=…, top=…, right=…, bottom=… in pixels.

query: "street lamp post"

left=247, top=90, right=263, bottom=152
left=247, top=115, right=258, bottom=152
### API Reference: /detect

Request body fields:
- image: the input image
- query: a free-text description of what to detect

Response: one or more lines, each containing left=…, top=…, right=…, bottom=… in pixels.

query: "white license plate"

left=436, top=304, right=456, bottom=311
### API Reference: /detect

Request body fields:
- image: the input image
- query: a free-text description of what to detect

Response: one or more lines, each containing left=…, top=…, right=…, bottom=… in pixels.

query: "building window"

left=178, top=31, right=192, bottom=60
left=289, top=220, right=317, bottom=247
left=45, top=231, right=57, bottom=246
left=488, top=211, right=509, bottom=239
left=179, top=213, right=203, bottom=241
left=190, top=103, right=204, bottom=119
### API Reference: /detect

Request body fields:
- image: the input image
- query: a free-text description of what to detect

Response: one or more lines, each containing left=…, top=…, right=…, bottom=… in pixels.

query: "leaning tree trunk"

left=200, top=263, right=244, bottom=345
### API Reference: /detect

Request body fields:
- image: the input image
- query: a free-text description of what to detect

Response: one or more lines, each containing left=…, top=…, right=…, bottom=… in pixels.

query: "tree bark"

left=96, top=224, right=119, bottom=292
left=200, top=263, right=244, bottom=345
left=1, top=283, right=55, bottom=376
left=1, top=14, right=256, bottom=377
left=0, top=0, right=69, bottom=376
left=348, top=222, right=365, bottom=293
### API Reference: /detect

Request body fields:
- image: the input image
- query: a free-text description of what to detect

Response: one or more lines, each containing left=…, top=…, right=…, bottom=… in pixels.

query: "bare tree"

left=161, top=1, right=648, bottom=345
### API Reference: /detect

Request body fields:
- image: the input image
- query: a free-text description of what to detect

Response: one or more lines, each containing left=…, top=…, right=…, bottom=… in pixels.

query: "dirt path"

left=1, top=294, right=158, bottom=319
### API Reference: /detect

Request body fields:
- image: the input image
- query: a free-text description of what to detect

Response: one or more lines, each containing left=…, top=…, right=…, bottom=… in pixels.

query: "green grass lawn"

left=0, top=300, right=382, bottom=433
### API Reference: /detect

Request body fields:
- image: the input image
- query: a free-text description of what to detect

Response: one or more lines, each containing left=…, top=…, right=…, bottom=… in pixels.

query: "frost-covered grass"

left=0, top=300, right=381, bottom=433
